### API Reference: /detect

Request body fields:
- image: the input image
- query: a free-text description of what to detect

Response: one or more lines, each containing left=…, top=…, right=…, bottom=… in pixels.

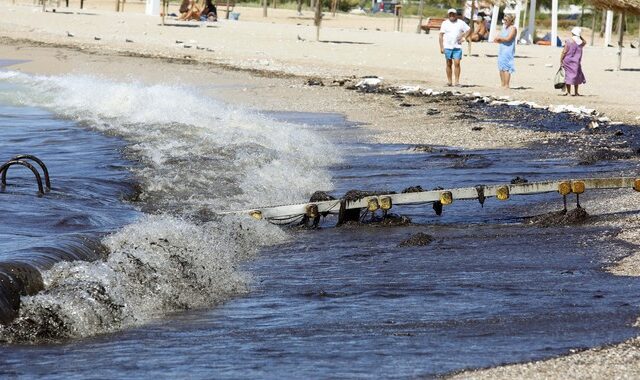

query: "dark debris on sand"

left=338, top=213, right=412, bottom=228
left=578, top=148, right=636, bottom=165
left=398, top=232, right=434, bottom=247
left=511, top=176, right=529, bottom=184
left=527, top=207, right=590, bottom=227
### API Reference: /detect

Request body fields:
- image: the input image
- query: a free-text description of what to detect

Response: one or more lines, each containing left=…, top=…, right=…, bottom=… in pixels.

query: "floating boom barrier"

left=220, top=177, right=640, bottom=226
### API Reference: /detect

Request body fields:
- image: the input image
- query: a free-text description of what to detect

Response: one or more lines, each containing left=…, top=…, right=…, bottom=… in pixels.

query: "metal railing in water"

left=0, top=154, right=51, bottom=195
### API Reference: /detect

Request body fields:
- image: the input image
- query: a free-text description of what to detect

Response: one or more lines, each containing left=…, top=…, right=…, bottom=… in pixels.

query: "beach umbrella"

left=589, top=0, right=640, bottom=68
left=589, top=0, right=640, bottom=13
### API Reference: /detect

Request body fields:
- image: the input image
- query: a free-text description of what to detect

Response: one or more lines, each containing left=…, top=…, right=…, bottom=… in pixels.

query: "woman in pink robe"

left=560, top=27, right=587, bottom=96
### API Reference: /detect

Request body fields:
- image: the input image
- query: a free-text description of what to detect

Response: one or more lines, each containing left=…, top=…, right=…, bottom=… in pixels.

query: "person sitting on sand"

left=469, top=16, right=489, bottom=42
left=179, top=0, right=201, bottom=21
left=201, top=0, right=217, bottom=21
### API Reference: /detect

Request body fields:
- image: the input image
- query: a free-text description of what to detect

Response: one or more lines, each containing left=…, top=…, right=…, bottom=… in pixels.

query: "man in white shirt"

left=439, top=9, right=471, bottom=86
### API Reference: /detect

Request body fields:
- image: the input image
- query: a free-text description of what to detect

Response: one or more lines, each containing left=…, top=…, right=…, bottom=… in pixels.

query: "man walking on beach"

left=439, top=9, right=470, bottom=87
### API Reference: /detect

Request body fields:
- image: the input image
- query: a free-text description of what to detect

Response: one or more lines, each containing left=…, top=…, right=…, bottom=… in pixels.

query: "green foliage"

left=229, top=0, right=640, bottom=35
left=400, top=4, right=448, bottom=18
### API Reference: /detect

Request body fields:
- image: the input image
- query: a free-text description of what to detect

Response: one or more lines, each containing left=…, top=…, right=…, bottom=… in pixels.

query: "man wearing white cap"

left=439, top=9, right=471, bottom=87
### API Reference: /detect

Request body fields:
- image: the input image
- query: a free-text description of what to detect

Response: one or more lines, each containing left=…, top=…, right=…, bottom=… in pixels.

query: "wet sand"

left=1, top=1, right=640, bottom=378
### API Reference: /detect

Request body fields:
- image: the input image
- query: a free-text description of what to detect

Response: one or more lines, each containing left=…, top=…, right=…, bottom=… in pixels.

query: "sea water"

left=0, top=70, right=639, bottom=378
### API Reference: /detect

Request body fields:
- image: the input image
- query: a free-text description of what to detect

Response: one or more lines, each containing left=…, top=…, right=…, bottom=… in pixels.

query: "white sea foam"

left=0, top=71, right=340, bottom=340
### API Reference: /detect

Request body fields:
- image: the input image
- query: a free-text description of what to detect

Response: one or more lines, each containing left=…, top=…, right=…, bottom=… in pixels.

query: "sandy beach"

left=2, top=0, right=640, bottom=377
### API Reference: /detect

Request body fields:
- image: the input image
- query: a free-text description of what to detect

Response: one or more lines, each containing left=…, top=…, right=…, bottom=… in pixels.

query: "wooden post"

left=416, top=0, right=425, bottom=33
left=590, top=8, right=596, bottom=46
left=115, top=0, right=120, bottom=12
left=263, top=0, right=268, bottom=17
left=161, top=0, right=166, bottom=25
left=617, top=11, right=624, bottom=70
left=521, top=0, right=528, bottom=33
left=315, top=0, right=322, bottom=41
left=550, top=0, right=558, bottom=47
left=467, top=1, right=476, bottom=56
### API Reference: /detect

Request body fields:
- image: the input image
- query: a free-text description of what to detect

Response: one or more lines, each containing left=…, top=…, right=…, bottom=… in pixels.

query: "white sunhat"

left=447, top=8, right=457, bottom=14
left=571, top=27, right=582, bottom=37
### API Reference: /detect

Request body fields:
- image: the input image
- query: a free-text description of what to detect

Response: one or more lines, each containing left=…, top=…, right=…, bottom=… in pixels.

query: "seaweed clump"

left=398, top=232, right=434, bottom=247
left=527, top=207, right=590, bottom=227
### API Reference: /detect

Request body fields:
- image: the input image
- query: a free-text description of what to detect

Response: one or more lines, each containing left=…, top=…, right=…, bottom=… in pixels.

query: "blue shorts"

left=444, top=48, right=462, bottom=60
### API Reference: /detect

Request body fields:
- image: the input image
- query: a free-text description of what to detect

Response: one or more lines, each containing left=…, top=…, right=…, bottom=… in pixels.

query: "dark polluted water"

left=2, top=100, right=640, bottom=379
left=0, top=100, right=140, bottom=323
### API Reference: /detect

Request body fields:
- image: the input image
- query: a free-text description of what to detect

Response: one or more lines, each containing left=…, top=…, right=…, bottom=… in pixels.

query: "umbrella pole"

left=527, top=0, right=537, bottom=44
left=315, top=0, right=322, bottom=41
left=551, top=0, right=558, bottom=47
left=617, top=11, right=624, bottom=70
left=590, top=8, right=596, bottom=46
left=416, top=0, right=424, bottom=34
left=605, top=10, right=613, bottom=46
left=468, top=1, right=476, bottom=56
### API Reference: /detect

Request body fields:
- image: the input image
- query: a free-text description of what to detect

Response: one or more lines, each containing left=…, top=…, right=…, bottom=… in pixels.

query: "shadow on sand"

left=485, top=54, right=532, bottom=58
left=158, top=23, right=216, bottom=28
left=319, top=40, right=373, bottom=45
left=605, top=68, right=640, bottom=72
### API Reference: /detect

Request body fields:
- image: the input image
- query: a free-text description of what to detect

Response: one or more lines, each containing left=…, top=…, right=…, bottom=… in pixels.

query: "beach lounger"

left=215, top=0, right=236, bottom=19
left=420, top=17, right=445, bottom=34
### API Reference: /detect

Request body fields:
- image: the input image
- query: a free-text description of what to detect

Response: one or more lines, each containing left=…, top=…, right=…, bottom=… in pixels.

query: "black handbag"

left=554, top=67, right=565, bottom=89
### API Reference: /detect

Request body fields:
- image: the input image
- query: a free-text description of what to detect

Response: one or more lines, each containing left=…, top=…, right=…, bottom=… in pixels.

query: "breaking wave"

left=0, top=71, right=340, bottom=341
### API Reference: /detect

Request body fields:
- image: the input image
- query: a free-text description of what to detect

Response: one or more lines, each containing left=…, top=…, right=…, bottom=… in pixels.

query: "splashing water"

left=0, top=71, right=340, bottom=341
